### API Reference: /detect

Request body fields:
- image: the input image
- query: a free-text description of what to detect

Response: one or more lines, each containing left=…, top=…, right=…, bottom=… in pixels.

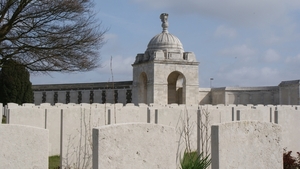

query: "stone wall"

left=33, top=80, right=300, bottom=106
left=33, top=81, right=132, bottom=105
left=199, top=88, right=211, bottom=105
left=132, top=61, right=199, bottom=105
left=209, top=86, right=279, bottom=105
left=34, top=88, right=132, bottom=105
left=279, top=80, right=300, bottom=105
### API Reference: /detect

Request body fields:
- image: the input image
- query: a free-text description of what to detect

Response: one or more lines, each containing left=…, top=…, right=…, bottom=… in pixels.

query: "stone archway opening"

left=138, top=72, right=148, bottom=104
left=167, top=71, right=186, bottom=104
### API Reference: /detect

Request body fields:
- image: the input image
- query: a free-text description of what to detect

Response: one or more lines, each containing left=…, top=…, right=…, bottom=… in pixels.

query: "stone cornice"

left=132, top=60, right=199, bottom=66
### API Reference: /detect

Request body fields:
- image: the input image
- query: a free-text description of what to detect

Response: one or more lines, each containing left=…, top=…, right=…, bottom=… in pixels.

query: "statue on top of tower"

left=160, top=13, right=169, bottom=33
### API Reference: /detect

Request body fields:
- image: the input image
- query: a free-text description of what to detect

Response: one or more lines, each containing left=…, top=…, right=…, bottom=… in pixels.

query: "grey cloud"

left=132, top=0, right=298, bottom=27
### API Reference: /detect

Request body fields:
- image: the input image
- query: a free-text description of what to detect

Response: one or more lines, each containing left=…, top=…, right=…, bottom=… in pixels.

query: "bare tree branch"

left=0, top=0, right=107, bottom=72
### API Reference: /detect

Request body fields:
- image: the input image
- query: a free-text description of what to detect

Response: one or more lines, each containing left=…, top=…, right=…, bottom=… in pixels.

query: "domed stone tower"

left=132, top=13, right=200, bottom=105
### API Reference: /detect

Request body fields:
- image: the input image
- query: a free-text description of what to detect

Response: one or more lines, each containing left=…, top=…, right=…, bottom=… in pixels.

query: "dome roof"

left=147, top=32, right=184, bottom=53
left=146, top=13, right=184, bottom=53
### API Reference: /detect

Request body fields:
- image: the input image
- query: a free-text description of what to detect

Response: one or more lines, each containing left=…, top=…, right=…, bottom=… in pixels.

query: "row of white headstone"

left=0, top=121, right=282, bottom=169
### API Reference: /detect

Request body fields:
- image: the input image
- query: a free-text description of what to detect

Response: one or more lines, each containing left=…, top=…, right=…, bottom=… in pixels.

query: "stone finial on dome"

left=146, top=13, right=184, bottom=54
left=160, top=13, right=169, bottom=33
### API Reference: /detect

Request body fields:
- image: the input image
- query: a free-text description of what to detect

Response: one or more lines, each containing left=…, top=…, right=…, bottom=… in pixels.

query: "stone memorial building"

left=32, top=13, right=300, bottom=106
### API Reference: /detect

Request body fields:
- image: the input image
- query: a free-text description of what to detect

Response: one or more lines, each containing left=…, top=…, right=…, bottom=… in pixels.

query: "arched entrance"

left=167, top=71, right=186, bottom=104
left=138, top=72, right=148, bottom=103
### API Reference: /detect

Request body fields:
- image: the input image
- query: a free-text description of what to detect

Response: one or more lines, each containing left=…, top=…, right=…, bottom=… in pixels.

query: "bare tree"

left=198, top=106, right=211, bottom=157
left=0, top=0, right=106, bottom=72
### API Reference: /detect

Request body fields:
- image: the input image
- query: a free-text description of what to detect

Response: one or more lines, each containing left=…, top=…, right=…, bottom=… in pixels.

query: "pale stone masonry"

left=31, top=14, right=300, bottom=106
left=92, top=123, right=176, bottom=169
left=0, top=124, right=49, bottom=169
left=211, top=121, right=282, bottom=169
left=132, top=13, right=199, bottom=105
left=7, top=103, right=300, bottom=168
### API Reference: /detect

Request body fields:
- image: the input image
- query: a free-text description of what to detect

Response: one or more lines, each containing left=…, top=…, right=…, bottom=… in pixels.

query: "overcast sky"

left=30, top=0, right=300, bottom=88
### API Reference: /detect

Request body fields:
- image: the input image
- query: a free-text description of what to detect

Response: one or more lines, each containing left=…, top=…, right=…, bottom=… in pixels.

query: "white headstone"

left=93, top=123, right=176, bottom=169
left=0, top=124, right=48, bottom=168
left=211, top=121, right=282, bottom=169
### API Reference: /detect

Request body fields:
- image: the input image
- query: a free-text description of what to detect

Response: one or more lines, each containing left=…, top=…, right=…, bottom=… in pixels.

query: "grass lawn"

left=49, top=155, right=60, bottom=169
left=2, top=115, right=6, bottom=124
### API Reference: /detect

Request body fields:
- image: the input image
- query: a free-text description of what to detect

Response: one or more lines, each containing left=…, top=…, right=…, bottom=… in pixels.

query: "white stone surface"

left=0, top=103, right=2, bottom=123
left=46, top=107, right=62, bottom=156
left=211, top=121, right=282, bottom=169
left=22, top=103, right=35, bottom=107
left=61, top=107, right=94, bottom=169
left=9, top=107, right=45, bottom=128
left=6, top=104, right=300, bottom=168
left=0, top=124, right=48, bottom=169
left=92, top=123, right=176, bottom=169
left=7, top=103, right=19, bottom=108
left=276, top=106, right=300, bottom=155
left=60, top=104, right=113, bottom=168
left=40, top=103, right=51, bottom=107
left=238, top=108, right=270, bottom=122
left=116, top=105, right=148, bottom=123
